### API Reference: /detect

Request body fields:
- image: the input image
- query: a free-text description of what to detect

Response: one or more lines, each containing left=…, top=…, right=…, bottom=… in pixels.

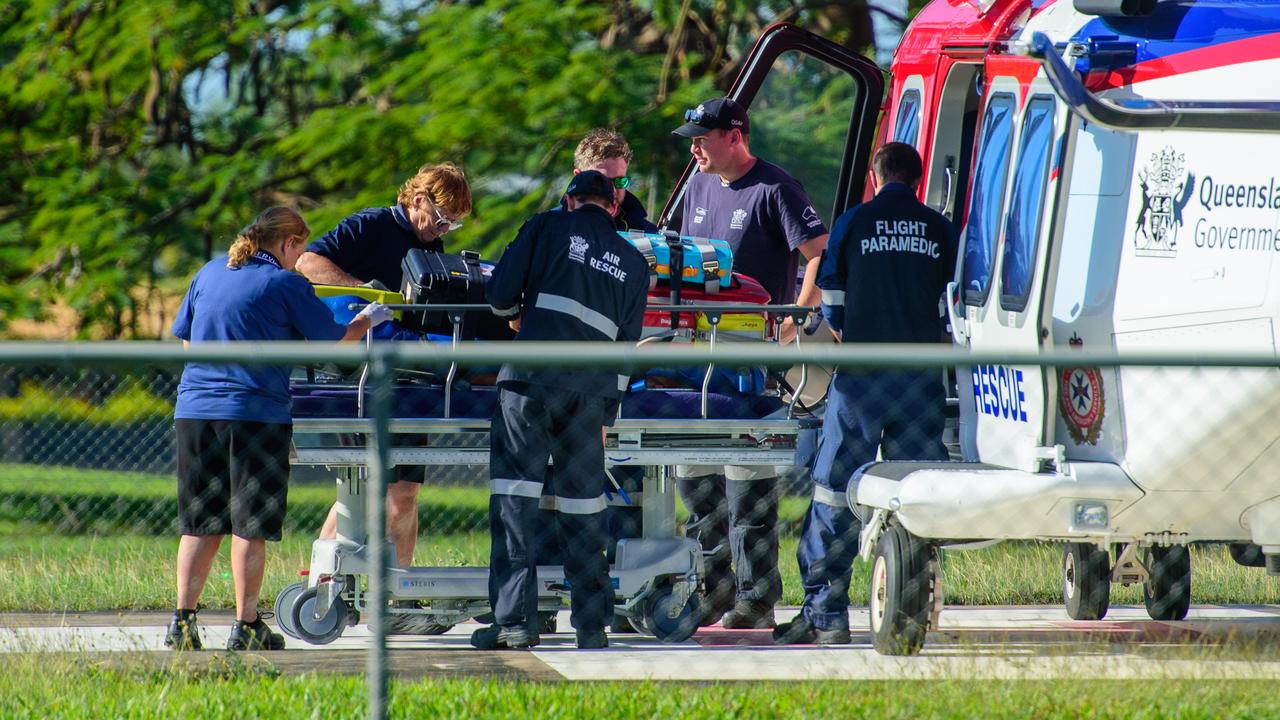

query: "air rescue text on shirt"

left=861, top=220, right=940, bottom=258
left=590, top=251, right=628, bottom=283
left=971, top=364, right=1028, bottom=423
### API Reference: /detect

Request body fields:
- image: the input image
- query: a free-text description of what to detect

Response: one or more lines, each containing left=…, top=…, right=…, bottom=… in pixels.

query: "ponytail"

left=226, top=225, right=262, bottom=268
left=226, top=206, right=309, bottom=268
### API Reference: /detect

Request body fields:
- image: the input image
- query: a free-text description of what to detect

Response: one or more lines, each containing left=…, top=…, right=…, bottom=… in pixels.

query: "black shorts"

left=176, top=419, right=292, bottom=541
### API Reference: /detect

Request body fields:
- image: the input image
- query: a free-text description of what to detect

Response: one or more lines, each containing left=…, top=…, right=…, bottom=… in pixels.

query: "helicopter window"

left=1000, top=95, right=1056, bottom=312
left=894, top=90, right=921, bottom=146
left=960, top=92, right=1016, bottom=306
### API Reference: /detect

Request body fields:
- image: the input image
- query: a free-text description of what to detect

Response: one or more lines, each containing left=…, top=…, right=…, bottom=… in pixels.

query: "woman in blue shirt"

left=166, top=206, right=391, bottom=651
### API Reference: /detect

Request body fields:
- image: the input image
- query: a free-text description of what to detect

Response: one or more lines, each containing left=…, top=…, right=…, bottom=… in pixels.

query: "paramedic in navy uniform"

left=671, top=96, right=829, bottom=629
left=295, top=164, right=472, bottom=618
left=473, top=171, right=649, bottom=650
left=166, top=207, right=391, bottom=652
left=774, top=142, right=955, bottom=645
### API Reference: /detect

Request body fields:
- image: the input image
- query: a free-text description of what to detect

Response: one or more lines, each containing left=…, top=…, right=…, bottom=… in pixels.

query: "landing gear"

left=1063, top=542, right=1110, bottom=620
left=1143, top=545, right=1191, bottom=621
left=1229, top=542, right=1265, bottom=568
left=869, top=524, right=935, bottom=656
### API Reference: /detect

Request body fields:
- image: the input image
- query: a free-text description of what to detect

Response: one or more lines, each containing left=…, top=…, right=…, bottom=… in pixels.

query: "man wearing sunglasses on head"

left=561, top=128, right=659, bottom=233
left=296, top=162, right=472, bottom=634
left=670, top=97, right=829, bottom=632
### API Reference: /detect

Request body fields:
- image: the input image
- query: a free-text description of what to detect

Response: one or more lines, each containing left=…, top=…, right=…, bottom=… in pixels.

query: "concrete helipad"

left=4, top=605, right=1280, bottom=680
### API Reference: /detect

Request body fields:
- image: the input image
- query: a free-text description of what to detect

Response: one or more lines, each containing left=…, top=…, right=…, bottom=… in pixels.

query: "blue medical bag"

left=620, top=231, right=733, bottom=293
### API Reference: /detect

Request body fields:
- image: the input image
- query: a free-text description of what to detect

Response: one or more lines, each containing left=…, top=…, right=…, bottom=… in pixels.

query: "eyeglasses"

left=426, top=199, right=464, bottom=232
left=608, top=175, right=631, bottom=190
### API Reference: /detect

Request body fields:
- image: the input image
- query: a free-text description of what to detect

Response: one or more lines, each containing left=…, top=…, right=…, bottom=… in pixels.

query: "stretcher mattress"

left=291, top=385, right=786, bottom=420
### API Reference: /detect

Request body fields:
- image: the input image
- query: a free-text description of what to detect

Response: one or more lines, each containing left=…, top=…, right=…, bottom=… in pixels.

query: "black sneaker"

left=576, top=628, right=608, bottom=649
left=721, top=601, right=777, bottom=629
left=227, top=615, right=286, bottom=651
left=164, top=612, right=202, bottom=651
left=470, top=624, right=539, bottom=649
left=772, top=615, right=851, bottom=645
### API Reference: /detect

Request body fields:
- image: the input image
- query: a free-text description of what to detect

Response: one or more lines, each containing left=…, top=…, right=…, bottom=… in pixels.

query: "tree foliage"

left=0, top=0, right=902, bottom=338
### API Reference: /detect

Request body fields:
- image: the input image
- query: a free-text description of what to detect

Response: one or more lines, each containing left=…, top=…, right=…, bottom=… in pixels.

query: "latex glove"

left=802, top=311, right=823, bottom=336
left=360, top=279, right=390, bottom=292
left=357, top=301, right=393, bottom=327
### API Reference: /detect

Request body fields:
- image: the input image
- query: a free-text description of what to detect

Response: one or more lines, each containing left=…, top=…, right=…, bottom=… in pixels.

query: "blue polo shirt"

left=172, top=253, right=348, bottom=423
left=305, top=204, right=442, bottom=290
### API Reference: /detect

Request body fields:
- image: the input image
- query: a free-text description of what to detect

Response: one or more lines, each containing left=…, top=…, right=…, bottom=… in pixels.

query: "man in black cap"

left=670, top=96, right=830, bottom=630
left=473, top=170, right=649, bottom=650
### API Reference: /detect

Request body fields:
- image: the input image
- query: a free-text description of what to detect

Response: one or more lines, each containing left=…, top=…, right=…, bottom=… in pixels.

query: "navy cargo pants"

left=488, top=382, right=614, bottom=633
left=798, top=370, right=947, bottom=630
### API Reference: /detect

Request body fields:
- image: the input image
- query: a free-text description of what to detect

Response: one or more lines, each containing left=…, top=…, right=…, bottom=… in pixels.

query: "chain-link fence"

left=4, top=341, right=1280, bottom=710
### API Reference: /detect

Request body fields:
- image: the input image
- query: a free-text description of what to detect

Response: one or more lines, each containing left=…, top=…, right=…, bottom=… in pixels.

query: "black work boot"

left=469, top=624, right=539, bottom=650
left=772, top=614, right=851, bottom=645
left=164, top=610, right=202, bottom=651
left=227, top=615, right=286, bottom=651
left=721, top=600, right=777, bottom=629
left=576, top=628, right=609, bottom=649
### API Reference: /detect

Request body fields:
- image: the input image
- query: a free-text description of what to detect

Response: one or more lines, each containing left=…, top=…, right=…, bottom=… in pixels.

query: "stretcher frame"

left=281, top=302, right=820, bottom=644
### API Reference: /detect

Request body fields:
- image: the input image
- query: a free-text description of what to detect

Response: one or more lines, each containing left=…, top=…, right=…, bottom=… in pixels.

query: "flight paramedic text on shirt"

left=473, top=171, right=649, bottom=651
left=296, top=163, right=472, bottom=635
left=669, top=96, right=829, bottom=630
left=774, top=142, right=955, bottom=645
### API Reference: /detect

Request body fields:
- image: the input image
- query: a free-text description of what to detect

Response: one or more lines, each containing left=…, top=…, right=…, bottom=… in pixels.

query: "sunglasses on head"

left=684, top=107, right=714, bottom=124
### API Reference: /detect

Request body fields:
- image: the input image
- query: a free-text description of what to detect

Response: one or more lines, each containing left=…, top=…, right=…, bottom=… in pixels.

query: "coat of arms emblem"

left=568, top=235, right=589, bottom=263
left=1134, top=147, right=1193, bottom=258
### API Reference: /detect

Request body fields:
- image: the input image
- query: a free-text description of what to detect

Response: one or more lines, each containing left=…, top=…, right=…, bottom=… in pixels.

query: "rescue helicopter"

left=659, top=0, right=1280, bottom=655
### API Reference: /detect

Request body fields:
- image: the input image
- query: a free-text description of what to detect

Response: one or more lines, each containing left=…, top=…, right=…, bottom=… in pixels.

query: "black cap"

left=672, top=97, right=750, bottom=138
left=564, top=169, right=615, bottom=200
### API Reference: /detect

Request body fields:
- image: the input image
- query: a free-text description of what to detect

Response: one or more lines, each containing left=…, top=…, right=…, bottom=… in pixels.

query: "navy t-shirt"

left=817, top=183, right=957, bottom=344
left=679, top=159, right=827, bottom=304
left=305, top=205, right=441, bottom=290
left=172, top=254, right=347, bottom=423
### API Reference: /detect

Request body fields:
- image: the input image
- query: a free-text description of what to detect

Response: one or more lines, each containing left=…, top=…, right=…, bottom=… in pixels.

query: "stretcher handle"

left=350, top=302, right=819, bottom=316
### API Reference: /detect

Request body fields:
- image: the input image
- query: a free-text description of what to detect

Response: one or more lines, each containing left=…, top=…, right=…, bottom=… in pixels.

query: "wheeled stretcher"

left=277, top=302, right=820, bottom=645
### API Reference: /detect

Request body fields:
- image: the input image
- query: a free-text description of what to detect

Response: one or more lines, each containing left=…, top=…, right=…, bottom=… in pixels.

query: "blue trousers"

left=798, top=371, right=947, bottom=630
left=488, top=383, right=614, bottom=632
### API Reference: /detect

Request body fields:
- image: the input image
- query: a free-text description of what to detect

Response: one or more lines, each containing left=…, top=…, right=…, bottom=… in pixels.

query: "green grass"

left=2, top=464, right=1279, bottom=612
left=0, top=654, right=1276, bottom=720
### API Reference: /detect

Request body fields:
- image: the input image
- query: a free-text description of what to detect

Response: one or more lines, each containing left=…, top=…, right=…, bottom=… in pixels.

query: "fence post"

left=366, top=346, right=393, bottom=720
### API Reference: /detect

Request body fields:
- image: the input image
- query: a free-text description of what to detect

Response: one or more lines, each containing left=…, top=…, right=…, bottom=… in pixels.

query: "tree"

left=0, top=0, right=899, bottom=338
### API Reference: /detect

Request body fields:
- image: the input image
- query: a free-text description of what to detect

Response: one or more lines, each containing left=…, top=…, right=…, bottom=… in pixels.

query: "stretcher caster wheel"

left=869, top=525, right=933, bottom=656
left=291, top=587, right=349, bottom=645
left=1063, top=542, right=1110, bottom=621
left=538, top=612, right=558, bottom=635
left=1144, top=545, right=1191, bottom=621
left=642, top=587, right=701, bottom=642
left=273, top=581, right=307, bottom=640
left=611, top=615, right=641, bottom=634
left=421, top=619, right=454, bottom=635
